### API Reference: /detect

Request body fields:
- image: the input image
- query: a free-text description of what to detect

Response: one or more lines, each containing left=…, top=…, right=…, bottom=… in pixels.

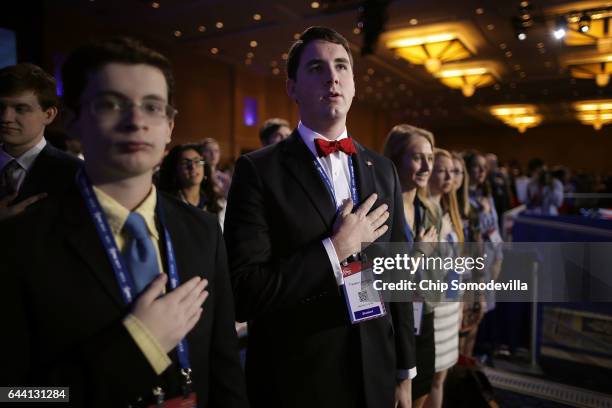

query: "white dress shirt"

left=298, top=121, right=352, bottom=286
left=0, top=137, right=47, bottom=193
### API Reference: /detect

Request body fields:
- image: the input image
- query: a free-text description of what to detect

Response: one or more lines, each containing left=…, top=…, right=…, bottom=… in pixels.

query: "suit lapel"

left=17, top=144, right=53, bottom=201
left=282, top=131, right=337, bottom=229
left=62, top=190, right=126, bottom=309
left=351, top=141, right=376, bottom=207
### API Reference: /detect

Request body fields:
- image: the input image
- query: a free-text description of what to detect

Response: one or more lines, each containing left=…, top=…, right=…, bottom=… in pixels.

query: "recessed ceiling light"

left=409, top=18, right=418, bottom=25
left=247, top=52, right=255, bottom=58
left=197, top=25, right=206, bottom=32
left=293, top=33, right=301, bottom=40
left=216, top=21, right=224, bottom=29
left=353, top=28, right=361, bottom=35
left=487, top=24, right=495, bottom=30
left=173, top=30, right=182, bottom=37
left=272, top=67, right=281, bottom=75
left=499, top=43, right=507, bottom=50
left=367, top=68, right=375, bottom=75
left=311, top=2, right=320, bottom=9
left=536, top=42, right=544, bottom=48
left=475, top=8, right=484, bottom=15
left=253, top=13, right=262, bottom=21
left=505, top=51, right=513, bottom=58
left=270, top=61, right=278, bottom=67
left=211, top=47, right=219, bottom=54
left=281, top=53, right=288, bottom=60
left=250, top=40, right=258, bottom=48
left=151, top=2, right=160, bottom=9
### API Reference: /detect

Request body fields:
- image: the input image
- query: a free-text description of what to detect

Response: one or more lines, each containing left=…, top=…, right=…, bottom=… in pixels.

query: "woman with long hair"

left=383, top=124, right=439, bottom=408
left=423, top=148, right=463, bottom=408
left=158, top=143, right=225, bottom=226
left=462, top=150, right=504, bottom=361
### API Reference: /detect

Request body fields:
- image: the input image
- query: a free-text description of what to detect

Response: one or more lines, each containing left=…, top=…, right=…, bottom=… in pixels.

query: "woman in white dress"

left=424, top=148, right=465, bottom=408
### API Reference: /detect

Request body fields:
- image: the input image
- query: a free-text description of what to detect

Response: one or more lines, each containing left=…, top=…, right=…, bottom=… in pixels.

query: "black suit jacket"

left=15, top=142, right=83, bottom=203
left=0, top=186, right=248, bottom=408
left=224, top=131, right=416, bottom=408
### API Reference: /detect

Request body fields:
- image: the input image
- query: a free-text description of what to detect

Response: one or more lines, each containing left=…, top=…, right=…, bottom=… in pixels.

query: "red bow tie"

left=314, top=138, right=356, bottom=157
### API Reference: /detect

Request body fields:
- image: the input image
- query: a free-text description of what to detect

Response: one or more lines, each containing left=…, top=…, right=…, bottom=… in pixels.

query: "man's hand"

left=0, top=192, right=47, bottom=221
left=395, top=378, right=412, bottom=408
left=331, top=193, right=389, bottom=261
left=132, top=274, right=209, bottom=352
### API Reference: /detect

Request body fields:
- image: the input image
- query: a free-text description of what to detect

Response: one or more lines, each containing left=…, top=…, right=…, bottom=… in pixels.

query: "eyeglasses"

left=88, top=94, right=177, bottom=123
left=179, top=159, right=205, bottom=168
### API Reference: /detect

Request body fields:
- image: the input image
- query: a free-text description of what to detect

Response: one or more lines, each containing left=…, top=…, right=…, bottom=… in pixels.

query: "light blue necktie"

left=123, top=212, right=160, bottom=294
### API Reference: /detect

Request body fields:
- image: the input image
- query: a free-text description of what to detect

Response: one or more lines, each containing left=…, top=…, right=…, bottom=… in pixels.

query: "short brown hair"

left=286, top=26, right=353, bottom=81
left=259, top=118, right=290, bottom=144
left=61, top=37, right=175, bottom=113
left=0, top=63, right=59, bottom=110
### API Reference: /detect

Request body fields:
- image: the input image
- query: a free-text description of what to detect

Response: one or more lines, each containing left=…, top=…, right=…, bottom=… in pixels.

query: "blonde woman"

left=424, top=148, right=464, bottom=408
left=383, top=124, right=439, bottom=408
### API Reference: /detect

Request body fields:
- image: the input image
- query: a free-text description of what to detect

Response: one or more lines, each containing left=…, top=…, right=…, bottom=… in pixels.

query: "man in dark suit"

left=0, top=38, right=247, bottom=407
left=224, top=27, right=416, bottom=408
left=0, top=63, right=82, bottom=221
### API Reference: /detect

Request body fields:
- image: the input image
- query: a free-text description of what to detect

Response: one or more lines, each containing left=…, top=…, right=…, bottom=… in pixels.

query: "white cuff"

left=322, top=238, right=344, bottom=286
left=408, top=367, right=417, bottom=380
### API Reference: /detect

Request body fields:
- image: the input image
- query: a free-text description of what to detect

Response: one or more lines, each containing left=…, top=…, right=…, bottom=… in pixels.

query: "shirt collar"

left=0, top=137, right=47, bottom=173
left=92, top=184, right=159, bottom=241
left=297, top=121, right=348, bottom=158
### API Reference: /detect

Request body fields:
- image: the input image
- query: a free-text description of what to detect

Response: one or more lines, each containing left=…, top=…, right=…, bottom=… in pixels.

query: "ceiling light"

left=253, top=13, right=262, bottom=21
left=578, top=14, right=591, bottom=33
left=215, top=21, right=224, bottom=29
left=553, top=16, right=567, bottom=40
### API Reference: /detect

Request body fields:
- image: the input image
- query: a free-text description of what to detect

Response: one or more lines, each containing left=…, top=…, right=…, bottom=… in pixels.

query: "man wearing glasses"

left=0, top=38, right=247, bottom=407
left=0, top=63, right=82, bottom=221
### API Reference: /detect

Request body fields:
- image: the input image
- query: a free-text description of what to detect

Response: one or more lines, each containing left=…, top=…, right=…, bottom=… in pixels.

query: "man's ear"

left=286, top=78, right=297, bottom=103
left=166, top=119, right=174, bottom=144
left=43, top=106, right=58, bottom=125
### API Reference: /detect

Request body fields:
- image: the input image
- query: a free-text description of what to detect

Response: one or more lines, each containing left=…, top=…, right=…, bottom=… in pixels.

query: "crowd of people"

left=0, top=26, right=608, bottom=408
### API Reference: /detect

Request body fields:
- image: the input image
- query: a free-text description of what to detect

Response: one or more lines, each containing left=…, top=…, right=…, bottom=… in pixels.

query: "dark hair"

left=158, top=143, right=222, bottom=214
left=463, top=150, right=491, bottom=196
left=286, top=26, right=353, bottom=81
left=259, top=117, right=290, bottom=144
left=0, top=63, right=59, bottom=110
left=527, top=158, right=544, bottom=176
left=61, top=37, right=175, bottom=113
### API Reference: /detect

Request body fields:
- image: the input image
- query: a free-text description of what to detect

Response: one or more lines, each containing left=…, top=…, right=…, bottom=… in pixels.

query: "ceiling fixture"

left=253, top=13, right=262, bottom=21
left=215, top=21, right=224, bottom=29
left=565, top=54, right=612, bottom=87
left=387, top=33, right=472, bottom=73
left=490, top=104, right=542, bottom=133
left=578, top=14, right=591, bottom=33
left=573, top=100, right=612, bottom=130
left=553, top=15, right=567, bottom=39
left=434, top=64, right=500, bottom=97
left=553, top=6, right=612, bottom=52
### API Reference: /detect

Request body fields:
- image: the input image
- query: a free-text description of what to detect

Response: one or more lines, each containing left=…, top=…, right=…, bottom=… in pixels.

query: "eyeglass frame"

left=84, top=92, right=178, bottom=122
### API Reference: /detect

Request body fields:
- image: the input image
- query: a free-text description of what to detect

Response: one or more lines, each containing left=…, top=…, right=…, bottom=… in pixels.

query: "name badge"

left=413, top=301, right=424, bottom=335
left=341, top=261, right=386, bottom=324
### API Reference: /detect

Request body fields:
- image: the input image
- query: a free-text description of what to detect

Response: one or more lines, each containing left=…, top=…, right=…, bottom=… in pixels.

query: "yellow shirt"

left=93, top=185, right=171, bottom=375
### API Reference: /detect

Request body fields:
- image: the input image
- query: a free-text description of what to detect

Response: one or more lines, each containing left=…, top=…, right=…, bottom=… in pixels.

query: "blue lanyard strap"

left=76, top=169, right=192, bottom=373
left=312, top=154, right=359, bottom=208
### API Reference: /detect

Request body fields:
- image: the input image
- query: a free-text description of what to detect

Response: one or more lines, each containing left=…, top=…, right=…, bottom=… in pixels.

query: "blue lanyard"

left=312, top=154, right=359, bottom=208
left=76, top=169, right=192, bottom=373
